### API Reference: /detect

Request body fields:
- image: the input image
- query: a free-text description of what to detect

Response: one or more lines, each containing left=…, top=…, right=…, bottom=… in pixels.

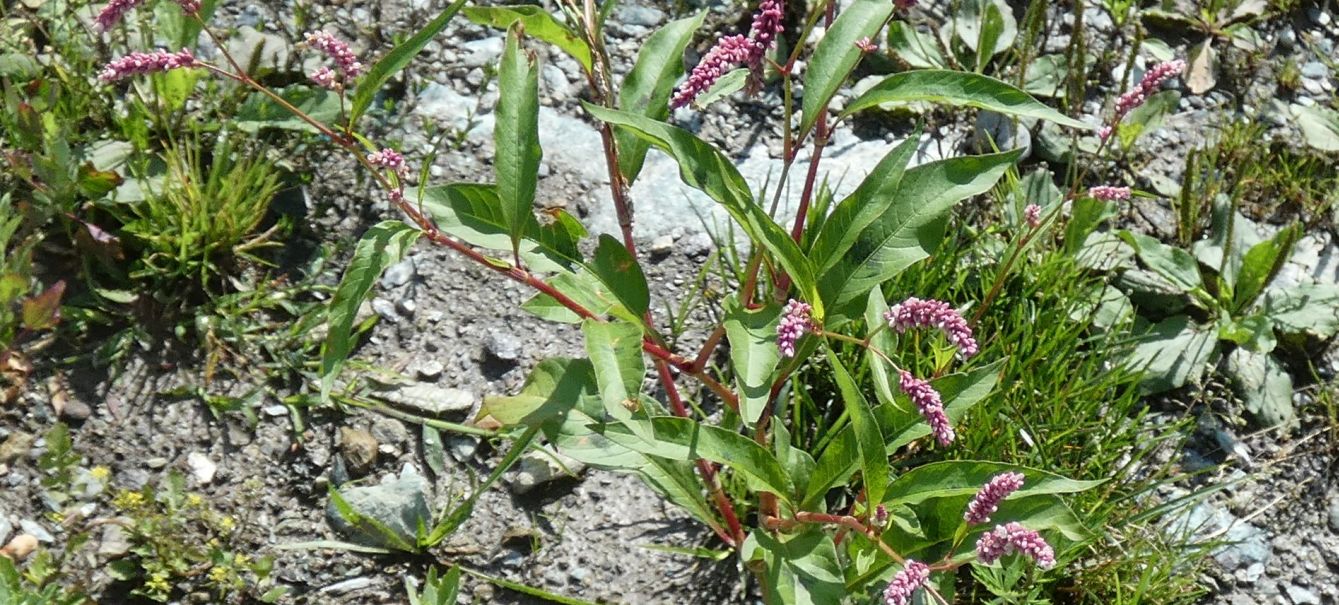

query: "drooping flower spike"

left=898, top=370, right=954, bottom=446
left=964, top=471, right=1025, bottom=525
left=776, top=299, right=814, bottom=358
left=98, top=49, right=197, bottom=83
left=975, top=522, right=1056, bottom=569
left=671, top=0, right=784, bottom=108
left=882, top=560, right=930, bottom=605
left=884, top=297, right=978, bottom=358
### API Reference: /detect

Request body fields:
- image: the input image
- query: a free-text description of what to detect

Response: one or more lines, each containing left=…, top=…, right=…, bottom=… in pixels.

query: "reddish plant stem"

left=691, top=325, right=727, bottom=373
left=644, top=342, right=740, bottom=412
left=770, top=512, right=906, bottom=564
left=656, top=361, right=746, bottom=546
left=738, top=253, right=767, bottom=308
left=789, top=115, right=829, bottom=243
left=598, top=124, right=639, bottom=255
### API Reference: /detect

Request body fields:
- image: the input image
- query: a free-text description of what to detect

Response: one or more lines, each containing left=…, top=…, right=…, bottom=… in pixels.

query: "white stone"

left=187, top=452, right=217, bottom=485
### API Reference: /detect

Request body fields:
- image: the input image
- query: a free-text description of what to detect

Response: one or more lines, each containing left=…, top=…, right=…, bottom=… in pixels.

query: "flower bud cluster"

left=776, top=299, right=814, bottom=358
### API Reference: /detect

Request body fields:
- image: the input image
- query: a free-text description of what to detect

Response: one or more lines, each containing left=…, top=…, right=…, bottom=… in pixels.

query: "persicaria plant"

left=96, top=0, right=1184, bottom=600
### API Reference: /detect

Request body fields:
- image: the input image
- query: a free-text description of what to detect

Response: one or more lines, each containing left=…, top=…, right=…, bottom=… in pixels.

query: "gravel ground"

left=4, top=0, right=1339, bottom=602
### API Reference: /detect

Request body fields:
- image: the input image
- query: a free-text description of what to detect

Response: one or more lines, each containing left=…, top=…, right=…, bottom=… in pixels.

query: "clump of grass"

left=1179, top=120, right=1339, bottom=232
left=121, top=133, right=285, bottom=301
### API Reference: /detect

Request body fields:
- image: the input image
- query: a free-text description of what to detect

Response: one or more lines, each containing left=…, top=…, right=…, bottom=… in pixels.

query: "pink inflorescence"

left=1089, top=185, right=1132, bottom=201
left=98, top=49, right=196, bottom=83
left=975, top=522, right=1056, bottom=569
left=898, top=370, right=954, bottom=446
left=746, top=0, right=784, bottom=62
left=95, top=0, right=145, bottom=30
left=305, top=30, right=364, bottom=79
left=1102, top=60, right=1186, bottom=141
left=964, top=472, right=1026, bottom=525
left=1023, top=204, right=1041, bottom=228
left=855, top=37, right=878, bottom=53
left=174, top=0, right=200, bottom=14
left=776, top=299, right=813, bottom=358
left=367, top=148, right=408, bottom=177
left=884, top=297, right=978, bottom=358
left=670, top=0, right=784, bottom=108
left=882, top=560, right=930, bottom=605
left=310, top=66, right=338, bottom=89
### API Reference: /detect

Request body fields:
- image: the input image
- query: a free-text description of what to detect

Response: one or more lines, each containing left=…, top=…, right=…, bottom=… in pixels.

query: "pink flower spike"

left=367, top=148, right=408, bottom=177
left=174, top=0, right=200, bottom=15
left=95, top=0, right=146, bottom=30
left=305, top=30, right=363, bottom=78
left=1089, top=185, right=1132, bottom=201
left=671, top=0, right=785, bottom=109
left=855, top=37, right=877, bottom=53
left=883, top=297, right=978, bottom=358
left=1098, top=125, right=1114, bottom=142
left=1023, top=204, right=1041, bottom=228
left=746, top=0, right=784, bottom=63
left=882, top=560, right=930, bottom=605
left=671, top=35, right=755, bottom=109
left=98, top=49, right=196, bottom=83
left=898, top=370, right=954, bottom=446
left=776, top=299, right=814, bottom=358
left=975, top=522, right=1056, bottom=569
left=964, top=472, right=1025, bottom=525
left=1110, top=59, right=1186, bottom=125
left=309, top=66, right=338, bottom=89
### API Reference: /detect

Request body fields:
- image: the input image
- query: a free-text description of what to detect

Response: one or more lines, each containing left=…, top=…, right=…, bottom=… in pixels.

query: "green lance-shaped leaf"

left=583, top=104, right=821, bottom=315
left=819, top=149, right=1023, bottom=314
left=601, top=416, right=795, bottom=503
left=477, top=358, right=597, bottom=428
left=616, top=12, right=707, bottom=184
left=417, top=183, right=581, bottom=272
left=825, top=349, right=891, bottom=507
left=801, top=360, right=1002, bottom=509
left=591, top=234, right=650, bottom=317
left=496, top=24, right=544, bottom=261
left=800, top=0, right=894, bottom=137
left=321, top=220, right=421, bottom=402
left=464, top=5, right=593, bottom=73
left=723, top=300, right=782, bottom=425
left=809, top=135, right=918, bottom=270
left=582, top=319, right=652, bottom=442
left=350, top=0, right=468, bottom=125
left=881, top=460, right=1104, bottom=506
left=841, top=70, right=1091, bottom=130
